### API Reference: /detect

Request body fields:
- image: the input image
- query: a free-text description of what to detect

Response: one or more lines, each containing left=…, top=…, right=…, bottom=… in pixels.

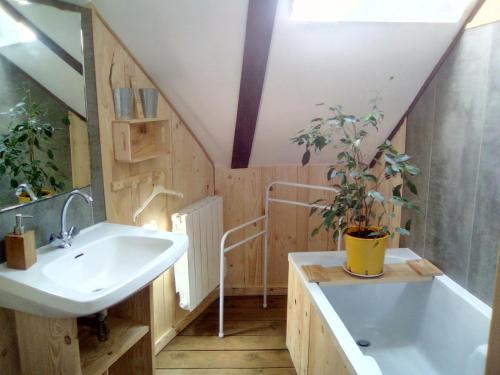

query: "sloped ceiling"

left=92, top=0, right=473, bottom=167
left=0, top=0, right=86, bottom=116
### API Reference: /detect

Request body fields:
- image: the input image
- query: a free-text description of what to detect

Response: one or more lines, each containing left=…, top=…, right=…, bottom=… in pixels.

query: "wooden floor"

left=156, top=295, right=296, bottom=374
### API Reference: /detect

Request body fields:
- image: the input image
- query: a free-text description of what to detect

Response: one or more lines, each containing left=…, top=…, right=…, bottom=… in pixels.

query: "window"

left=290, top=0, right=475, bottom=23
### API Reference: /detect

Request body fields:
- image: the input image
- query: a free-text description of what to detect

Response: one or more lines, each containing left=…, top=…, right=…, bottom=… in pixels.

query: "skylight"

left=0, top=5, right=37, bottom=48
left=290, top=0, right=475, bottom=23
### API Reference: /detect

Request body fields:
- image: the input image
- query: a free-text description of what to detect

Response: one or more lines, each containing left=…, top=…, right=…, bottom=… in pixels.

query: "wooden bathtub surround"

left=406, top=258, right=443, bottom=277
left=287, top=263, right=353, bottom=375
left=301, top=259, right=442, bottom=284
left=92, top=9, right=215, bottom=355
left=486, top=252, right=500, bottom=374
left=13, top=285, right=154, bottom=375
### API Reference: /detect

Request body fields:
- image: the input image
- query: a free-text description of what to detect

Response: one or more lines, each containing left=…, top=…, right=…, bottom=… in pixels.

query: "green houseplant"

left=0, top=89, right=67, bottom=201
left=291, top=101, right=421, bottom=276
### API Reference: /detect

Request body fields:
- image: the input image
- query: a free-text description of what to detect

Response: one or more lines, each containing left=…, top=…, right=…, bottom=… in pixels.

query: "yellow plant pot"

left=17, top=189, right=52, bottom=203
left=344, top=227, right=389, bottom=276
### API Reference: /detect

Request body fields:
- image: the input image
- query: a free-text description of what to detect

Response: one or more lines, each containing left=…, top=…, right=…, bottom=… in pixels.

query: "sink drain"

left=356, top=339, right=371, bottom=347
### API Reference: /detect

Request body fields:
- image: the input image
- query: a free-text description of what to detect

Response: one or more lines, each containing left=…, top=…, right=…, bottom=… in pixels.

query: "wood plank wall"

left=91, top=11, right=214, bottom=346
left=216, top=122, right=406, bottom=291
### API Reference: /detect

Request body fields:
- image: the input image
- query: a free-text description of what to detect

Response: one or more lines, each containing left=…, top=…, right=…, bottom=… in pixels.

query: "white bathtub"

left=289, top=249, right=492, bottom=375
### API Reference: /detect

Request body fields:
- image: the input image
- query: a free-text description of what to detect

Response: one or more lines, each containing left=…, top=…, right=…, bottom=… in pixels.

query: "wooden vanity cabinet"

left=286, top=263, right=353, bottom=375
left=14, top=285, right=155, bottom=375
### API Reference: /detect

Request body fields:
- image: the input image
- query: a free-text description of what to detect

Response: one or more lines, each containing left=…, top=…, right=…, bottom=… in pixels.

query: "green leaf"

left=17, top=134, right=28, bottom=142
left=362, top=174, right=377, bottom=182
left=10, top=179, right=18, bottom=189
left=406, top=180, right=418, bottom=195
left=302, top=149, right=311, bottom=166
left=392, top=184, right=402, bottom=198
left=405, top=164, right=420, bottom=176
left=61, top=115, right=71, bottom=126
left=396, top=154, right=411, bottom=162
left=368, top=190, right=384, bottom=202
left=390, top=196, right=405, bottom=206
left=337, top=151, right=348, bottom=160
left=327, top=168, right=336, bottom=180
left=395, top=227, right=410, bottom=236
left=43, top=128, right=53, bottom=138
left=47, top=149, right=54, bottom=159
left=405, top=219, right=412, bottom=231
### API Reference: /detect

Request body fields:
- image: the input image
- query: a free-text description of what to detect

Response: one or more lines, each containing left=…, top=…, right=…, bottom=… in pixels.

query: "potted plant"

left=291, top=101, right=421, bottom=276
left=0, top=88, right=67, bottom=202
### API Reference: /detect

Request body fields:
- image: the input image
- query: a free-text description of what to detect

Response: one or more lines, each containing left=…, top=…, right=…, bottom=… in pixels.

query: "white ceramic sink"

left=0, top=223, right=188, bottom=317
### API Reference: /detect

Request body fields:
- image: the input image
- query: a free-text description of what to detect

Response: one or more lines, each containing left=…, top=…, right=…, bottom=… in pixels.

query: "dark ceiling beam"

left=0, top=0, right=83, bottom=75
left=231, top=0, right=278, bottom=169
left=370, top=0, right=487, bottom=168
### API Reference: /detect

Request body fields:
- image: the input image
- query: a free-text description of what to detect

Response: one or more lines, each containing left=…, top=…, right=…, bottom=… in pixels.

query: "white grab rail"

left=219, top=181, right=340, bottom=338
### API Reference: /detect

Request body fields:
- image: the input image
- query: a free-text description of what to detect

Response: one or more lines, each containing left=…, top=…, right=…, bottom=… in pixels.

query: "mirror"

left=0, top=0, right=91, bottom=211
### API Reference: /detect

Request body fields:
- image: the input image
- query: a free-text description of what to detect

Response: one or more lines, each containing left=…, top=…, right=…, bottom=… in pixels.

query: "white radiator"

left=172, top=196, right=223, bottom=311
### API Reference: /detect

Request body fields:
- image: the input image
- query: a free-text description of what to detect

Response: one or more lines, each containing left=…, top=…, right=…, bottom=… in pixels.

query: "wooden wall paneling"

left=215, top=167, right=247, bottom=287
left=216, top=166, right=339, bottom=291
left=296, top=167, right=312, bottom=252
left=69, top=111, right=92, bottom=188
left=269, top=166, right=299, bottom=287
left=92, top=10, right=215, bottom=351
left=467, top=0, right=500, bottom=28
left=304, top=166, right=333, bottom=251
left=244, top=167, right=264, bottom=287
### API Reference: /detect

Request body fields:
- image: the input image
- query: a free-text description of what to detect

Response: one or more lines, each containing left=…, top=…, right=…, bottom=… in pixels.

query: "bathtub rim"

left=288, top=248, right=492, bottom=375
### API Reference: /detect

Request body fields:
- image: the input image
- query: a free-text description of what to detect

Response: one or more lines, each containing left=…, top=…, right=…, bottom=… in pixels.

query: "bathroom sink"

left=0, top=223, right=188, bottom=317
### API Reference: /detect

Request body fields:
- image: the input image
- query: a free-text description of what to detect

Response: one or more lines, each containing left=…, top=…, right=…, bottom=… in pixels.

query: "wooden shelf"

left=113, top=117, right=168, bottom=124
left=112, top=118, right=170, bottom=162
left=79, top=317, right=149, bottom=375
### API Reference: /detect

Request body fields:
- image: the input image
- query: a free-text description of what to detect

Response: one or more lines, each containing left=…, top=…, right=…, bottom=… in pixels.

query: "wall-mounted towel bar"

left=218, top=181, right=341, bottom=338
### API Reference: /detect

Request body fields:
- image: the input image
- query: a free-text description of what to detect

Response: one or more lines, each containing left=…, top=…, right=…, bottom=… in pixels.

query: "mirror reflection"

left=0, top=0, right=90, bottom=211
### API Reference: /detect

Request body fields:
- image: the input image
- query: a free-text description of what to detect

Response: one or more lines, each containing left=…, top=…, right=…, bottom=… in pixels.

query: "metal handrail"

left=218, top=181, right=340, bottom=338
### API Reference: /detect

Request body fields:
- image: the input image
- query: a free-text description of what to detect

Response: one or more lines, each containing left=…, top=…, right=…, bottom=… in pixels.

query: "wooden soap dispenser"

left=5, top=214, right=36, bottom=270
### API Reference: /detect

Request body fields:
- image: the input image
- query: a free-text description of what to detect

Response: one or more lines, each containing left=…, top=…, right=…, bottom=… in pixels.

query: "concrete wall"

left=402, top=22, right=500, bottom=305
left=0, top=56, right=73, bottom=208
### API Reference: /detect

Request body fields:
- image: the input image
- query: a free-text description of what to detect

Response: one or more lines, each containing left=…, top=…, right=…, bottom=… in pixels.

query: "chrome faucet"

left=58, top=190, right=93, bottom=248
left=15, top=183, right=38, bottom=202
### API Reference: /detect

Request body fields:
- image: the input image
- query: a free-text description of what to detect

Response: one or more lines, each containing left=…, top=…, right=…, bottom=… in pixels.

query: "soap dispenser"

left=5, top=214, right=36, bottom=270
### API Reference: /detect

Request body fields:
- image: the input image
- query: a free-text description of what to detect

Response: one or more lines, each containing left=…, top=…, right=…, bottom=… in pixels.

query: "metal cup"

left=139, top=88, right=159, bottom=118
left=112, top=88, right=134, bottom=120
